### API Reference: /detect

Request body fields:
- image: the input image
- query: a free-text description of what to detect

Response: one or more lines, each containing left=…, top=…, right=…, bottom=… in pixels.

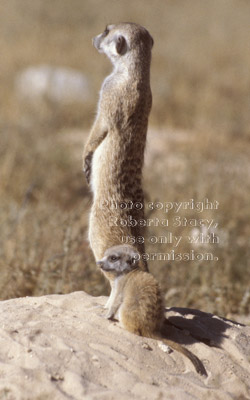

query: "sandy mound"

left=0, top=291, right=249, bottom=399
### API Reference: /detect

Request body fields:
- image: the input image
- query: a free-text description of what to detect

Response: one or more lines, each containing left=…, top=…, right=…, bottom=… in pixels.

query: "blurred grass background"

left=0, top=0, right=249, bottom=317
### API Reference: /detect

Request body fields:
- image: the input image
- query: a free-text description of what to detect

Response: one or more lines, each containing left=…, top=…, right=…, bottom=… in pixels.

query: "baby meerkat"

left=97, top=245, right=207, bottom=376
left=83, top=23, right=153, bottom=275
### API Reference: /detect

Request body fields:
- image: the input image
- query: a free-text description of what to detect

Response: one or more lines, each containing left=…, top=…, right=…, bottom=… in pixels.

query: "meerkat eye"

left=109, top=255, right=119, bottom=262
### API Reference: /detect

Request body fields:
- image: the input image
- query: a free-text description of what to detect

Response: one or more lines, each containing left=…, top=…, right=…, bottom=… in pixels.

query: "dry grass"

left=0, top=126, right=110, bottom=299
left=0, top=0, right=249, bottom=316
left=144, top=128, right=250, bottom=316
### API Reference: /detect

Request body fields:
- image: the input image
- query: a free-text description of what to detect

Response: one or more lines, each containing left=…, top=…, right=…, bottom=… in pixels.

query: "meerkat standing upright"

left=83, top=23, right=153, bottom=285
left=97, top=245, right=207, bottom=376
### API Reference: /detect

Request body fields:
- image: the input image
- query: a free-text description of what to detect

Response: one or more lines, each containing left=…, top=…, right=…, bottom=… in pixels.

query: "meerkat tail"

left=161, top=338, right=207, bottom=376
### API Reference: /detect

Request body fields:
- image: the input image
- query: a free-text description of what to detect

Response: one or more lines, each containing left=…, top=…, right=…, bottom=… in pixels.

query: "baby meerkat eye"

left=109, top=255, right=119, bottom=262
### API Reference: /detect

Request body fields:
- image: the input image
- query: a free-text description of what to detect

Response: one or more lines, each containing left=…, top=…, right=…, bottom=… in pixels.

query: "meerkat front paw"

left=83, top=152, right=93, bottom=184
left=105, top=310, right=115, bottom=320
left=104, top=296, right=112, bottom=309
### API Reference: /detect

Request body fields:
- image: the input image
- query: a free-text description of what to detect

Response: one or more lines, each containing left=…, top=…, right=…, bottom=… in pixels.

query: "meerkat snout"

left=92, top=25, right=128, bottom=57
left=96, top=260, right=104, bottom=269
left=96, top=256, right=121, bottom=272
left=97, top=245, right=140, bottom=275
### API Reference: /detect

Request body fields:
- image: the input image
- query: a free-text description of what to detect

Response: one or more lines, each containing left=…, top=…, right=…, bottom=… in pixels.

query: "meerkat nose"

left=96, top=261, right=104, bottom=269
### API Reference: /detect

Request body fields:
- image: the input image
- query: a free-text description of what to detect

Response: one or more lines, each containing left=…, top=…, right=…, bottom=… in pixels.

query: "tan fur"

left=83, top=23, right=153, bottom=274
left=97, top=245, right=207, bottom=376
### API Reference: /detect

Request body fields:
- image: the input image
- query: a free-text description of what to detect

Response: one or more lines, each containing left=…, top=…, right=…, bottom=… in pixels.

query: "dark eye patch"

left=109, top=255, right=119, bottom=262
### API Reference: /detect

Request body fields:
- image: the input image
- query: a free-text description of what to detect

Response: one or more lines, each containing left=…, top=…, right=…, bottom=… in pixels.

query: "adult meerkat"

left=97, top=245, right=207, bottom=376
left=83, top=23, right=153, bottom=277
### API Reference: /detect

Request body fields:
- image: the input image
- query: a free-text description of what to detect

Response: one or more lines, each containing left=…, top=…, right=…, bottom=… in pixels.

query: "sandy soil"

left=0, top=291, right=249, bottom=400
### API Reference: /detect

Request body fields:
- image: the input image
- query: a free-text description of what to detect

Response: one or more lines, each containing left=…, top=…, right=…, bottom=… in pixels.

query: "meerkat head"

left=97, top=245, right=140, bottom=276
left=92, top=22, right=154, bottom=67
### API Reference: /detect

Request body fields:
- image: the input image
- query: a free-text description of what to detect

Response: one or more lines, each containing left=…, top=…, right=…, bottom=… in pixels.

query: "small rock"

left=142, top=342, right=153, bottom=351
left=50, top=373, right=64, bottom=382
left=158, top=342, right=172, bottom=353
left=15, top=65, right=89, bottom=105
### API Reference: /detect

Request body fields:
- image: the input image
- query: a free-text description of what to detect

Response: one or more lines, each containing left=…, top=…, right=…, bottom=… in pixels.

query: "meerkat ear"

left=129, top=253, right=139, bottom=266
left=116, top=35, right=127, bottom=55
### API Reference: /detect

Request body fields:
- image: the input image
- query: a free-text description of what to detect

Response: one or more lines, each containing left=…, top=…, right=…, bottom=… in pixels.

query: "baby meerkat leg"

left=104, top=284, right=115, bottom=309
left=105, top=288, right=123, bottom=320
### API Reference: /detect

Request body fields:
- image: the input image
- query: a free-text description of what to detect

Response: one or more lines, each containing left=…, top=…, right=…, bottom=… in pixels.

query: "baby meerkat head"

left=97, top=245, right=140, bottom=276
left=92, top=22, right=154, bottom=65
